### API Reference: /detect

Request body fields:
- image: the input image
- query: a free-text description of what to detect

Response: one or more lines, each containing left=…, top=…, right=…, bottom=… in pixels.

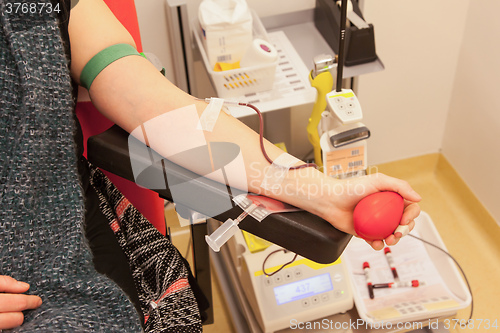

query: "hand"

left=321, top=173, right=421, bottom=250
left=0, top=276, right=42, bottom=330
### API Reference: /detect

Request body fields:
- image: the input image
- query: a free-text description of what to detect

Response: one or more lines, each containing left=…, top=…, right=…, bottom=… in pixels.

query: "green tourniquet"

left=80, top=43, right=140, bottom=90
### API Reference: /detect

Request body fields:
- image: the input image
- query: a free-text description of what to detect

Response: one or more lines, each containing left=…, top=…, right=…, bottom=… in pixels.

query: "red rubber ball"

left=353, top=191, right=404, bottom=241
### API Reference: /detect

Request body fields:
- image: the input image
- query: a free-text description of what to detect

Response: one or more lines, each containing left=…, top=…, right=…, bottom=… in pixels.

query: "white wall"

left=246, top=0, right=315, bottom=18
left=134, top=0, right=499, bottom=224
left=134, top=0, right=176, bottom=83
left=359, top=0, right=500, bottom=223
left=441, top=0, right=500, bottom=224
left=357, top=0, right=470, bottom=165
left=135, top=0, right=473, bottom=163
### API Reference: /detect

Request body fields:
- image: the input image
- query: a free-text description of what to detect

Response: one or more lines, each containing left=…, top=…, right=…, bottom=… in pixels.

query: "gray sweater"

left=0, top=1, right=143, bottom=331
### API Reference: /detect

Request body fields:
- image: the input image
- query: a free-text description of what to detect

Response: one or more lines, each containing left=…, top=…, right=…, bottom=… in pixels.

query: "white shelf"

left=274, top=21, right=384, bottom=79
left=227, top=31, right=317, bottom=118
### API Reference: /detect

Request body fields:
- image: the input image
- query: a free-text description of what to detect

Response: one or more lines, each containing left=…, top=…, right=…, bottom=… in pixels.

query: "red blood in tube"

left=353, top=192, right=404, bottom=241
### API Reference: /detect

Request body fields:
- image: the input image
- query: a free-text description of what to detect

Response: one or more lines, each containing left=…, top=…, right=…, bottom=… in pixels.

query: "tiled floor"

left=166, top=153, right=500, bottom=333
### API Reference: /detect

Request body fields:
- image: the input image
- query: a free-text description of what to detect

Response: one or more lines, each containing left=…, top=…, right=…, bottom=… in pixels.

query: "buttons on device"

left=326, top=88, right=363, bottom=123
left=297, top=292, right=334, bottom=309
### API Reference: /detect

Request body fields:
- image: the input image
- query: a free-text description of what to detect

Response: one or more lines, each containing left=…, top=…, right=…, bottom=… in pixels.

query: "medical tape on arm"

left=197, top=97, right=231, bottom=132
left=233, top=194, right=271, bottom=222
left=260, top=153, right=301, bottom=191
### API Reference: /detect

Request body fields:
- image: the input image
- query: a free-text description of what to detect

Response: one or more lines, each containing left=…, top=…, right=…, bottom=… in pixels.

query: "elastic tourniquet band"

left=80, top=43, right=141, bottom=90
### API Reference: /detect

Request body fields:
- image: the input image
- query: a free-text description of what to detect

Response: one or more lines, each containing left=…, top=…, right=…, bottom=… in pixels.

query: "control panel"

left=326, top=88, right=363, bottom=124
left=239, top=243, right=354, bottom=333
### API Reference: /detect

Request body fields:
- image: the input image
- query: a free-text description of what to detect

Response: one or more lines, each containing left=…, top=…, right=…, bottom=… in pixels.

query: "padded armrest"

left=87, top=125, right=352, bottom=264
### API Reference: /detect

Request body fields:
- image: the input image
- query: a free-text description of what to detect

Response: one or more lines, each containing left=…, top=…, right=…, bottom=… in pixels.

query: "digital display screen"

left=273, top=273, right=333, bottom=305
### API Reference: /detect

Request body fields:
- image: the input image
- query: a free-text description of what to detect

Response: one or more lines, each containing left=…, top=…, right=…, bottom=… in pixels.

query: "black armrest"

left=87, top=125, right=352, bottom=264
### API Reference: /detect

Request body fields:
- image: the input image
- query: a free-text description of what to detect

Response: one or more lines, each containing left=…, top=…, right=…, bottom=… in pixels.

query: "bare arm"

left=68, top=0, right=421, bottom=249
left=68, top=0, right=313, bottom=205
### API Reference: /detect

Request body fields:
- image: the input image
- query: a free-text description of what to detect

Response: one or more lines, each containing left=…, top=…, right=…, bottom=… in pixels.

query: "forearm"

left=68, top=0, right=332, bottom=212
left=84, top=54, right=326, bottom=211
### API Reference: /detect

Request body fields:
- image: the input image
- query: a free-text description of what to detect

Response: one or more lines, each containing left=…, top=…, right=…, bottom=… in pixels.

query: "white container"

left=198, top=0, right=253, bottom=69
left=194, top=11, right=278, bottom=99
left=345, top=211, right=472, bottom=325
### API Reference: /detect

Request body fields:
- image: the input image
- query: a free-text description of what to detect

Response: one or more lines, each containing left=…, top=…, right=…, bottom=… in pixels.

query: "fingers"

left=401, top=202, right=421, bottom=226
left=369, top=203, right=419, bottom=248
left=366, top=174, right=421, bottom=247
left=354, top=174, right=421, bottom=250
left=0, top=276, right=30, bottom=294
left=384, top=234, right=399, bottom=246
left=386, top=202, right=419, bottom=243
left=371, top=173, right=422, bottom=203
left=0, top=276, right=42, bottom=330
left=0, top=312, right=25, bottom=330
left=0, top=294, right=43, bottom=313
left=365, top=239, right=385, bottom=251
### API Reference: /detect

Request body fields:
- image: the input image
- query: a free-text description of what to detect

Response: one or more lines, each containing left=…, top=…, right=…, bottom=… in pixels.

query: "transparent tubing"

left=205, top=204, right=257, bottom=252
left=205, top=218, right=240, bottom=252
